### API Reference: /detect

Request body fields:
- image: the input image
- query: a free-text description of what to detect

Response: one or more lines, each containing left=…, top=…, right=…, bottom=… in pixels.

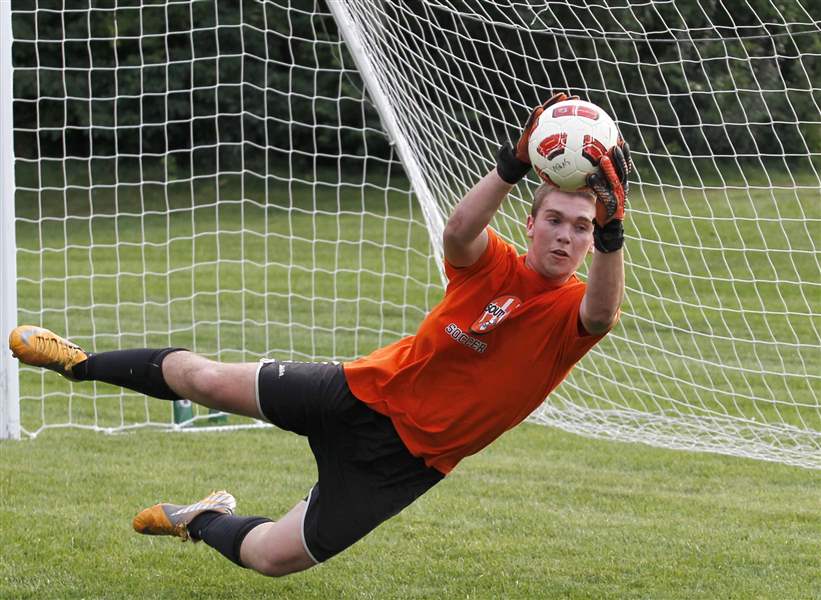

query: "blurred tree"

left=10, top=0, right=818, bottom=175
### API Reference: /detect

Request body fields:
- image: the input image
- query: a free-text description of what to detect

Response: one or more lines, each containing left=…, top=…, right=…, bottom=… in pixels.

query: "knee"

left=257, top=562, right=290, bottom=578
left=255, top=556, right=314, bottom=578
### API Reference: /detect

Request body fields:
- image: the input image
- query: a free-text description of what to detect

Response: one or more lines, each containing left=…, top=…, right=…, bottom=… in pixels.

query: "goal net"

left=5, top=1, right=819, bottom=469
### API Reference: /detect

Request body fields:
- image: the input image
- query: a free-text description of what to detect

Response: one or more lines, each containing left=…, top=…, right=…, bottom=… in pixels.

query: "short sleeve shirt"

left=343, top=228, right=606, bottom=474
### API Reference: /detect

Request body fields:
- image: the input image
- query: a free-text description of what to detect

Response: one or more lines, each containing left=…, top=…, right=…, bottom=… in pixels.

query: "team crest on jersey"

left=470, top=295, right=522, bottom=334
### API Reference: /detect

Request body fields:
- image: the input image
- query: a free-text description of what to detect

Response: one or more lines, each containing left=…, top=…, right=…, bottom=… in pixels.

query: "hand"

left=496, top=92, right=579, bottom=184
left=513, top=92, right=579, bottom=164
left=586, top=141, right=632, bottom=225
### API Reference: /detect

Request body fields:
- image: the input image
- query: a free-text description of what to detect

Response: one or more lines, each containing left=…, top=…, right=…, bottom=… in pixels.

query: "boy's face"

left=525, top=190, right=595, bottom=282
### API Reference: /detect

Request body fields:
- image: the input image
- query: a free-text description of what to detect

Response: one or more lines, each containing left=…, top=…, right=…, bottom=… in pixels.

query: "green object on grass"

left=172, top=399, right=193, bottom=426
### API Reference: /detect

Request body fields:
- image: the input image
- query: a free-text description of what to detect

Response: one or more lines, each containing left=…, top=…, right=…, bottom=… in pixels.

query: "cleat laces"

left=34, top=333, right=83, bottom=365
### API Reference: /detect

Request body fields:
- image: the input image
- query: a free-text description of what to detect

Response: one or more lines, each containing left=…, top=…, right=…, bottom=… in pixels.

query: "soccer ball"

left=527, top=99, right=620, bottom=191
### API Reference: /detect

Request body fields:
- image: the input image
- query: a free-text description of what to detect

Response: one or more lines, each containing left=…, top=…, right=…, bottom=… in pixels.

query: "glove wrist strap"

left=593, top=219, right=624, bottom=253
left=495, top=142, right=531, bottom=184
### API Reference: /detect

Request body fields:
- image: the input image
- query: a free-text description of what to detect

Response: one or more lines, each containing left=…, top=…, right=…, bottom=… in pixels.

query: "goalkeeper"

left=8, top=93, right=629, bottom=578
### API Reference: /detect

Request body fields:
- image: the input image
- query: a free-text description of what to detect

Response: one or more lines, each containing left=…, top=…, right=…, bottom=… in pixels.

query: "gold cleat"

left=8, top=325, right=88, bottom=381
left=132, top=490, right=237, bottom=542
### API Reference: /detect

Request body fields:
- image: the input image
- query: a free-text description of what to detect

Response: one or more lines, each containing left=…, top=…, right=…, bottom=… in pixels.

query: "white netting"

left=7, top=1, right=820, bottom=468
left=330, top=0, right=820, bottom=468
left=10, top=0, right=440, bottom=434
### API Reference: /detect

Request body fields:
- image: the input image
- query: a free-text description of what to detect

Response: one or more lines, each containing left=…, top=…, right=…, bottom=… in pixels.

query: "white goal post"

left=1, top=1, right=819, bottom=469
left=1, top=0, right=20, bottom=440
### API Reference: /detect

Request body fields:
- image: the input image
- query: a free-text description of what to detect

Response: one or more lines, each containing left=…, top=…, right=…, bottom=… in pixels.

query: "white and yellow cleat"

left=132, top=490, right=237, bottom=541
left=8, top=325, right=88, bottom=381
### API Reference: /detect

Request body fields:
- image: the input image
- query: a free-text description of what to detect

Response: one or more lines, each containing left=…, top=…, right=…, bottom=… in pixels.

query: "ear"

left=526, top=214, right=535, bottom=239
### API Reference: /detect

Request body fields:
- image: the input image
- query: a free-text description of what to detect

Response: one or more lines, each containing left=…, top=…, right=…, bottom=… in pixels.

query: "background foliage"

left=10, top=0, right=820, bottom=174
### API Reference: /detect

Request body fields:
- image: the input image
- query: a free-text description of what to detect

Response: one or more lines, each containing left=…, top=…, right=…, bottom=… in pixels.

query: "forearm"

left=581, top=248, right=624, bottom=334
left=443, top=169, right=514, bottom=266
left=446, top=169, right=513, bottom=241
left=582, top=139, right=631, bottom=334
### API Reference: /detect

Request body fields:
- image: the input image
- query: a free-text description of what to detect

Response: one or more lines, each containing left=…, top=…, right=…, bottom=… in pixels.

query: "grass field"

left=1, top=424, right=820, bottom=599
left=3, top=166, right=820, bottom=597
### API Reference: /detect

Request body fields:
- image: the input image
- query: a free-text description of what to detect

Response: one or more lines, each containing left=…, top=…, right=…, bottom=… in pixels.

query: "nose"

left=556, top=223, right=572, bottom=243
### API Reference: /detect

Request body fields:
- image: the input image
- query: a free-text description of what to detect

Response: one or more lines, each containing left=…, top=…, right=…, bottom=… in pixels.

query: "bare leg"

left=162, top=351, right=262, bottom=419
left=163, top=353, right=317, bottom=575
left=239, top=501, right=317, bottom=576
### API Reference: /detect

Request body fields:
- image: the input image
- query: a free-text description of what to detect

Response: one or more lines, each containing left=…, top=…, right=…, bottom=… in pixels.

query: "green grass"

left=0, top=426, right=819, bottom=599
left=5, top=167, right=820, bottom=596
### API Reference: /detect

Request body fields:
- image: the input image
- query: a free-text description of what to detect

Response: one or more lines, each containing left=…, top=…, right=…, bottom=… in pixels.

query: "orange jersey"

left=343, top=228, right=606, bottom=474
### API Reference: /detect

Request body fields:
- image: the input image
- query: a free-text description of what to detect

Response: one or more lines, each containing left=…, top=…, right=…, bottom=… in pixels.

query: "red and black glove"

left=496, top=92, right=579, bottom=184
left=586, top=141, right=632, bottom=253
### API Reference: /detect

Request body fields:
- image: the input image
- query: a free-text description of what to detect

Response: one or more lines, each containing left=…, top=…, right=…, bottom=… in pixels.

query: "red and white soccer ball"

left=527, top=99, right=620, bottom=191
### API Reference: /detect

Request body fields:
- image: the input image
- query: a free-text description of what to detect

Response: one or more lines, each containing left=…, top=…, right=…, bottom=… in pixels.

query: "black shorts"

left=255, top=359, right=443, bottom=563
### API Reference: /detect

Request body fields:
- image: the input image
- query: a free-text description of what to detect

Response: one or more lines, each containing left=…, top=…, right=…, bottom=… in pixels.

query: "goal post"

left=0, top=0, right=20, bottom=440
left=326, top=1, right=447, bottom=280
left=3, top=1, right=819, bottom=467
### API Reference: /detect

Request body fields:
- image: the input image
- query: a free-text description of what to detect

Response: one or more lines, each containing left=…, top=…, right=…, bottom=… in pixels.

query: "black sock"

left=188, top=512, right=272, bottom=567
left=72, top=348, right=186, bottom=400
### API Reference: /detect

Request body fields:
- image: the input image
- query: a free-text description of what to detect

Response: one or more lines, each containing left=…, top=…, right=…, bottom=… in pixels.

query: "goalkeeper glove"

left=496, top=92, right=579, bottom=185
left=586, top=141, right=632, bottom=253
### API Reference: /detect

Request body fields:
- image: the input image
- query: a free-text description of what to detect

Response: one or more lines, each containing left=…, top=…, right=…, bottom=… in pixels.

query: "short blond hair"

left=530, top=183, right=596, bottom=218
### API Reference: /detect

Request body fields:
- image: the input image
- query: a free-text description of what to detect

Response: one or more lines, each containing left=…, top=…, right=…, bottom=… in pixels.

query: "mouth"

left=551, top=249, right=569, bottom=258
